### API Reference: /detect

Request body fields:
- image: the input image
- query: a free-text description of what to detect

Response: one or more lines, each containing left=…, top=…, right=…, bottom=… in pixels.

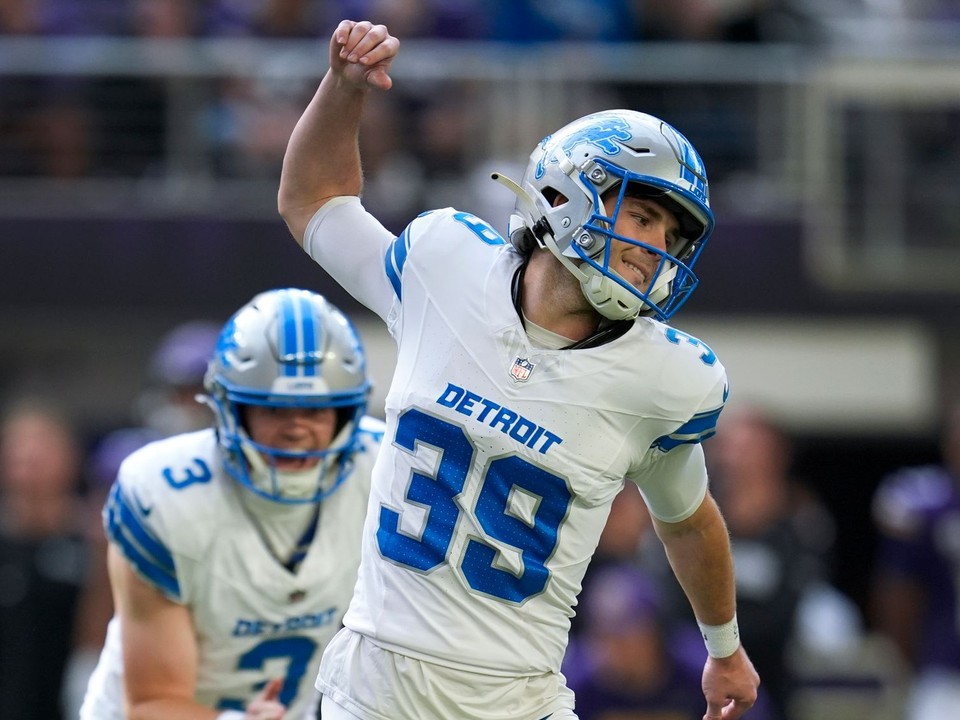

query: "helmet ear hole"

left=542, top=187, right=567, bottom=208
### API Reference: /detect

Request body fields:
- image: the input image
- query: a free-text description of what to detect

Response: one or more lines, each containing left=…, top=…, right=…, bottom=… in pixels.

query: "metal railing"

left=1, top=34, right=959, bottom=290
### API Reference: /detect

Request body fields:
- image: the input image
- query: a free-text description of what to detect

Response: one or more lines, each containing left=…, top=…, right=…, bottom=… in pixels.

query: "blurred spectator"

left=333, top=0, right=491, bottom=39
left=29, top=81, right=97, bottom=178
left=133, top=319, right=220, bottom=437
left=61, top=426, right=161, bottom=720
left=639, top=0, right=899, bottom=44
left=484, top=0, right=642, bottom=42
left=203, top=0, right=329, bottom=37
left=412, top=88, right=481, bottom=210
left=0, top=397, right=88, bottom=720
left=565, top=564, right=707, bottom=719
left=0, top=0, right=127, bottom=35
left=642, top=0, right=741, bottom=41
left=566, top=562, right=775, bottom=720
left=871, top=401, right=960, bottom=720
left=0, top=77, right=95, bottom=178
left=592, top=481, right=652, bottom=570
left=570, top=481, right=655, bottom=638
left=356, top=90, right=426, bottom=234
left=706, top=404, right=854, bottom=720
left=110, top=0, right=195, bottom=178
left=0, top=0, right=32, bottom=33
left=198, top=0, right=376, bottom=179
left=206, top=70, right=315, bottom=178
left=130, top=0, right=196, bottom=37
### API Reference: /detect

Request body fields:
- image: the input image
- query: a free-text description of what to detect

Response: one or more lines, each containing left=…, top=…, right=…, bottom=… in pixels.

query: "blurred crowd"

left=0, top=0, right=956, bottom=40
left=1, top=0, right=958, bottom=230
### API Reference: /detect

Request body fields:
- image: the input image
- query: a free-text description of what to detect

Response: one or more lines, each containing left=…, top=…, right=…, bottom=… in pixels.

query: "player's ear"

left=547, top=190, right=568, bottom=208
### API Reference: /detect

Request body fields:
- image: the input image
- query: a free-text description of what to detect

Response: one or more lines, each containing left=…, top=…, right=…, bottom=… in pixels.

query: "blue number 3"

left=217, top=636, right=316, bottom=711
left=376, top=409, right=571, bottom=604
left=664, top=327, right=717, bottom=366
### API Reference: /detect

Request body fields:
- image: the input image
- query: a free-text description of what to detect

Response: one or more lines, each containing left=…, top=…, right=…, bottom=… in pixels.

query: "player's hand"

left=244, top=677, right=287, bottom=720
left=329, top=20, right=398, bottom=91
left=701, top=646, right=760, bottom=720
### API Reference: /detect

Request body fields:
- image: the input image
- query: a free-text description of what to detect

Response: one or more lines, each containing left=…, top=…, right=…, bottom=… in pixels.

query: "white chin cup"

left=579, top=260, right=676, bottom=321
left=241, top=442, right=323, bottom=500
left=645, top=261, right=676, bottom=308
left=579, top=264, right=642, bottom=321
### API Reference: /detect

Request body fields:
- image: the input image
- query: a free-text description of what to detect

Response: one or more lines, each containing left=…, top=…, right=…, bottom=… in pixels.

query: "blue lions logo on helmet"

left=214, top=317, right=241, bottom=369
left=534, top=116, right=633, bottom=180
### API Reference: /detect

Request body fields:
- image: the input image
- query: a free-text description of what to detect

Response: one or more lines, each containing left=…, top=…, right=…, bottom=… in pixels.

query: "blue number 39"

left=376, top=409, right=571, bottom=604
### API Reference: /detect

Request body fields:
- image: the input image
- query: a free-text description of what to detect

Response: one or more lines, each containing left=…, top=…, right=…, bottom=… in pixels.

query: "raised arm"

left=278, top=20, right=399, bottom=246
left=652, top=493, right=760, bottom=720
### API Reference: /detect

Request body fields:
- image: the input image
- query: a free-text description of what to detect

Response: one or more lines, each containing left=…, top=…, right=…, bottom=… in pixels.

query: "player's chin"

left=274, top=456, right=320, bottom=472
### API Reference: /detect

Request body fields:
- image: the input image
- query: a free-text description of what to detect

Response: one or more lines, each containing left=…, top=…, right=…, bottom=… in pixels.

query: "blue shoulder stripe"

left=651, top=406, right=723, bottom=452
left=104, top=483, right=181, bottom=599
left=384, top=225, right=412, bottom=300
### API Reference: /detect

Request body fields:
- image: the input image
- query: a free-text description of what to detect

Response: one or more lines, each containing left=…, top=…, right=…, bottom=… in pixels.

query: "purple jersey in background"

left=873, top=465, right=960, bottom=671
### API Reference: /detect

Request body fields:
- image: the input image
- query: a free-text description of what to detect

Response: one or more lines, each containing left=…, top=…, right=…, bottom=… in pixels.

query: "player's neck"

left=236, top=485, right=320, bottom=571
left=519, top=253, right=601, bottom=343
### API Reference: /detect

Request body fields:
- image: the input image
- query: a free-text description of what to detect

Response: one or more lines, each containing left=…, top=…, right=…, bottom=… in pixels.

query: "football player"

left=872, top=401, right=960, bottom=720
left=80, top=288, right=383, bottom=720
left=278, top=20, right=759, bottom=720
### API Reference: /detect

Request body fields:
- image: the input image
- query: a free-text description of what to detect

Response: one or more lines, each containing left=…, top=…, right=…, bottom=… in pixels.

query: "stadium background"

left=1, top=1, right=959, bottom=717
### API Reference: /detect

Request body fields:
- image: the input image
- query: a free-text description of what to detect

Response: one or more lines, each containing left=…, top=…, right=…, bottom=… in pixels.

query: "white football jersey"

left=305, top=200, right=727, bottom=717
left=80, top=422, right=382, bottom=720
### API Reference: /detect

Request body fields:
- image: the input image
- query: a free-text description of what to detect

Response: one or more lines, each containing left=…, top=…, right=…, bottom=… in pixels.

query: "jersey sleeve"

left=102, top=453, right=182, bottom=602
left=302, top=196, right=401, bottom=323
left=629, top=443, right=709, bottom=523
left=628, top=358, right=728, bottom=523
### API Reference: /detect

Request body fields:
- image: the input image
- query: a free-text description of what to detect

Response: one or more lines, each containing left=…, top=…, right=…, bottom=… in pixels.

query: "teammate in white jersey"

left=278, top=20, right=760, bottom=720
left=80, top=288, right=383, bottom=720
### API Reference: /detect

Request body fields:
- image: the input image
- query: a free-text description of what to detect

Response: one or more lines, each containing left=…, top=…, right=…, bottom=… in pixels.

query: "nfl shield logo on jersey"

left=510, top=357, right=535, bottom=382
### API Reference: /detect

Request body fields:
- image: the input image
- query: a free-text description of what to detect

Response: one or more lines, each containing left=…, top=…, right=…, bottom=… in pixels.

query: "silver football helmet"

left=493, top=109, right=715, bottom=321
left=203, top=288, right=370, bottom=504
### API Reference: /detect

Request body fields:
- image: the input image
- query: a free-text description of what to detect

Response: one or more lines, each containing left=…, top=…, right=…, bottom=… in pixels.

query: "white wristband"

left=697, top=616, right=741, bottom=658
left=216, top=712, right=245, bottom=720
